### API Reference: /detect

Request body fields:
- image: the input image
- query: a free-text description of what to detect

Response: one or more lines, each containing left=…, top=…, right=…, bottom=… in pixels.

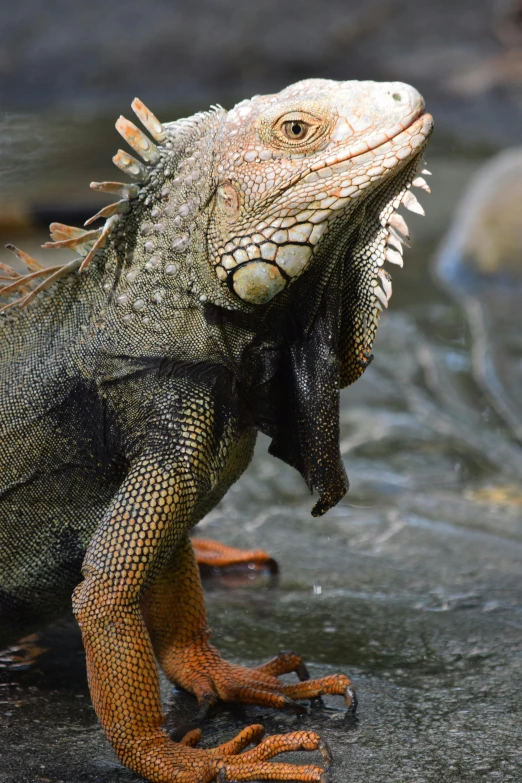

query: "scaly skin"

left=0, top=79, right=432, bottom=781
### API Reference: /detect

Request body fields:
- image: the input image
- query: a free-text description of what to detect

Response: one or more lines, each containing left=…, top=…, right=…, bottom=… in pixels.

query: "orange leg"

left=72, top=411, right=341, bottom=782
left=192, top=537, right=278, bottom=575
left=76, top=537, right=331, bottom=782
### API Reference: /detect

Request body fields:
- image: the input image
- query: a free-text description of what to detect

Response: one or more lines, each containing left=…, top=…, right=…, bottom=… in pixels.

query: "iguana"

left=0, top=79, right=432, bottom=782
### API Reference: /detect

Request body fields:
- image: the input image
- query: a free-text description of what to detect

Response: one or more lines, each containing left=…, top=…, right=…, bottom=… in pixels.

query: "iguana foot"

left=169, top=643, right=354, bottom=717
left=0, top=633, right=48, bottom=673
left=184, top=724, right=331, bottom=782
left=125, top=726, right=330, bottom=782
left=192, top=537, right=278, bottom=575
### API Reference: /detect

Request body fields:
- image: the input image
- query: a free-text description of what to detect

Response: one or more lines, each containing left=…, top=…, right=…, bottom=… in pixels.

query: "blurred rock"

left=436, top=148, right=522, bottom=282
left=435, top=148, right=522, bottom=442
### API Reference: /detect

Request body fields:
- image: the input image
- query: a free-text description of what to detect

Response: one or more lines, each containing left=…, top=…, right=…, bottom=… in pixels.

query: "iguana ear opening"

left=227, top=238, right=316, bottom=304
left=215, top=182, right=241, bottom=220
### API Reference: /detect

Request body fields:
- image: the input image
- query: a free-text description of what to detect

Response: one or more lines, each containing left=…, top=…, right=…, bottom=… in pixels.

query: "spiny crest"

left=0, top=244, right=81, bottom=314
left=0, top=99, right=173, bottom=316
left=369, top=161, right=431, bottom=314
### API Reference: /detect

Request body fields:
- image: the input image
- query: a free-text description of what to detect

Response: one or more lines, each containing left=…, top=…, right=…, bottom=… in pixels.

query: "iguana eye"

left=261, top=108, right=330, bottom=150
left=282, top=120, right=310, bottom=141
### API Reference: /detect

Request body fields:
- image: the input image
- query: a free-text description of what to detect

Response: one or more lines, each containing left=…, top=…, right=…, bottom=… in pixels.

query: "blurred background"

left=1, top=2, right=522, bottom=782
left=1, top=0, right=522, bottom=208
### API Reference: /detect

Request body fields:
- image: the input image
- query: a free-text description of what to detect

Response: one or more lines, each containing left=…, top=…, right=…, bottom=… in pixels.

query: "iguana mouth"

left=308, top=109, right=432, bottom=169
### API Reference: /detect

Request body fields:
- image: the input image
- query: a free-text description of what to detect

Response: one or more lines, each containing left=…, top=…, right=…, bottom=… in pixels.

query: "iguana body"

left=0, top=79, right=432, bottom=782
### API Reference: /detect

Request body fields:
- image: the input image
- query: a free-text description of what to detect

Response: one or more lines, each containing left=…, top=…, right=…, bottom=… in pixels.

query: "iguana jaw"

left=209, top=79, right=433, bottom=306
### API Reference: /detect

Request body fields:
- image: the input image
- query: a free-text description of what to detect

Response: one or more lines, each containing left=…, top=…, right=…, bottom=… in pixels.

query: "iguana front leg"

left=72, top=386, right=340, bottom=782
left=73, top=459, right=330, bottom=782
left=144, top=535, right=353, bottom=719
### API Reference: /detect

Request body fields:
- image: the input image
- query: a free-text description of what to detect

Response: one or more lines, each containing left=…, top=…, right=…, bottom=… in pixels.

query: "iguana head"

left=208, top=78, right=433, bottom=307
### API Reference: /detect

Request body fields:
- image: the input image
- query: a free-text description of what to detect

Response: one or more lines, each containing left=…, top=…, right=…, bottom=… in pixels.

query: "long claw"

left=345, top=685, right=358, bottom=714
left=318, top=739, right=333, bottom=770
left=196, top=694, right=218, bottom=721
left=296, top=660, right=310, bottom=681
left=283, top=695, right=308, bottom=714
